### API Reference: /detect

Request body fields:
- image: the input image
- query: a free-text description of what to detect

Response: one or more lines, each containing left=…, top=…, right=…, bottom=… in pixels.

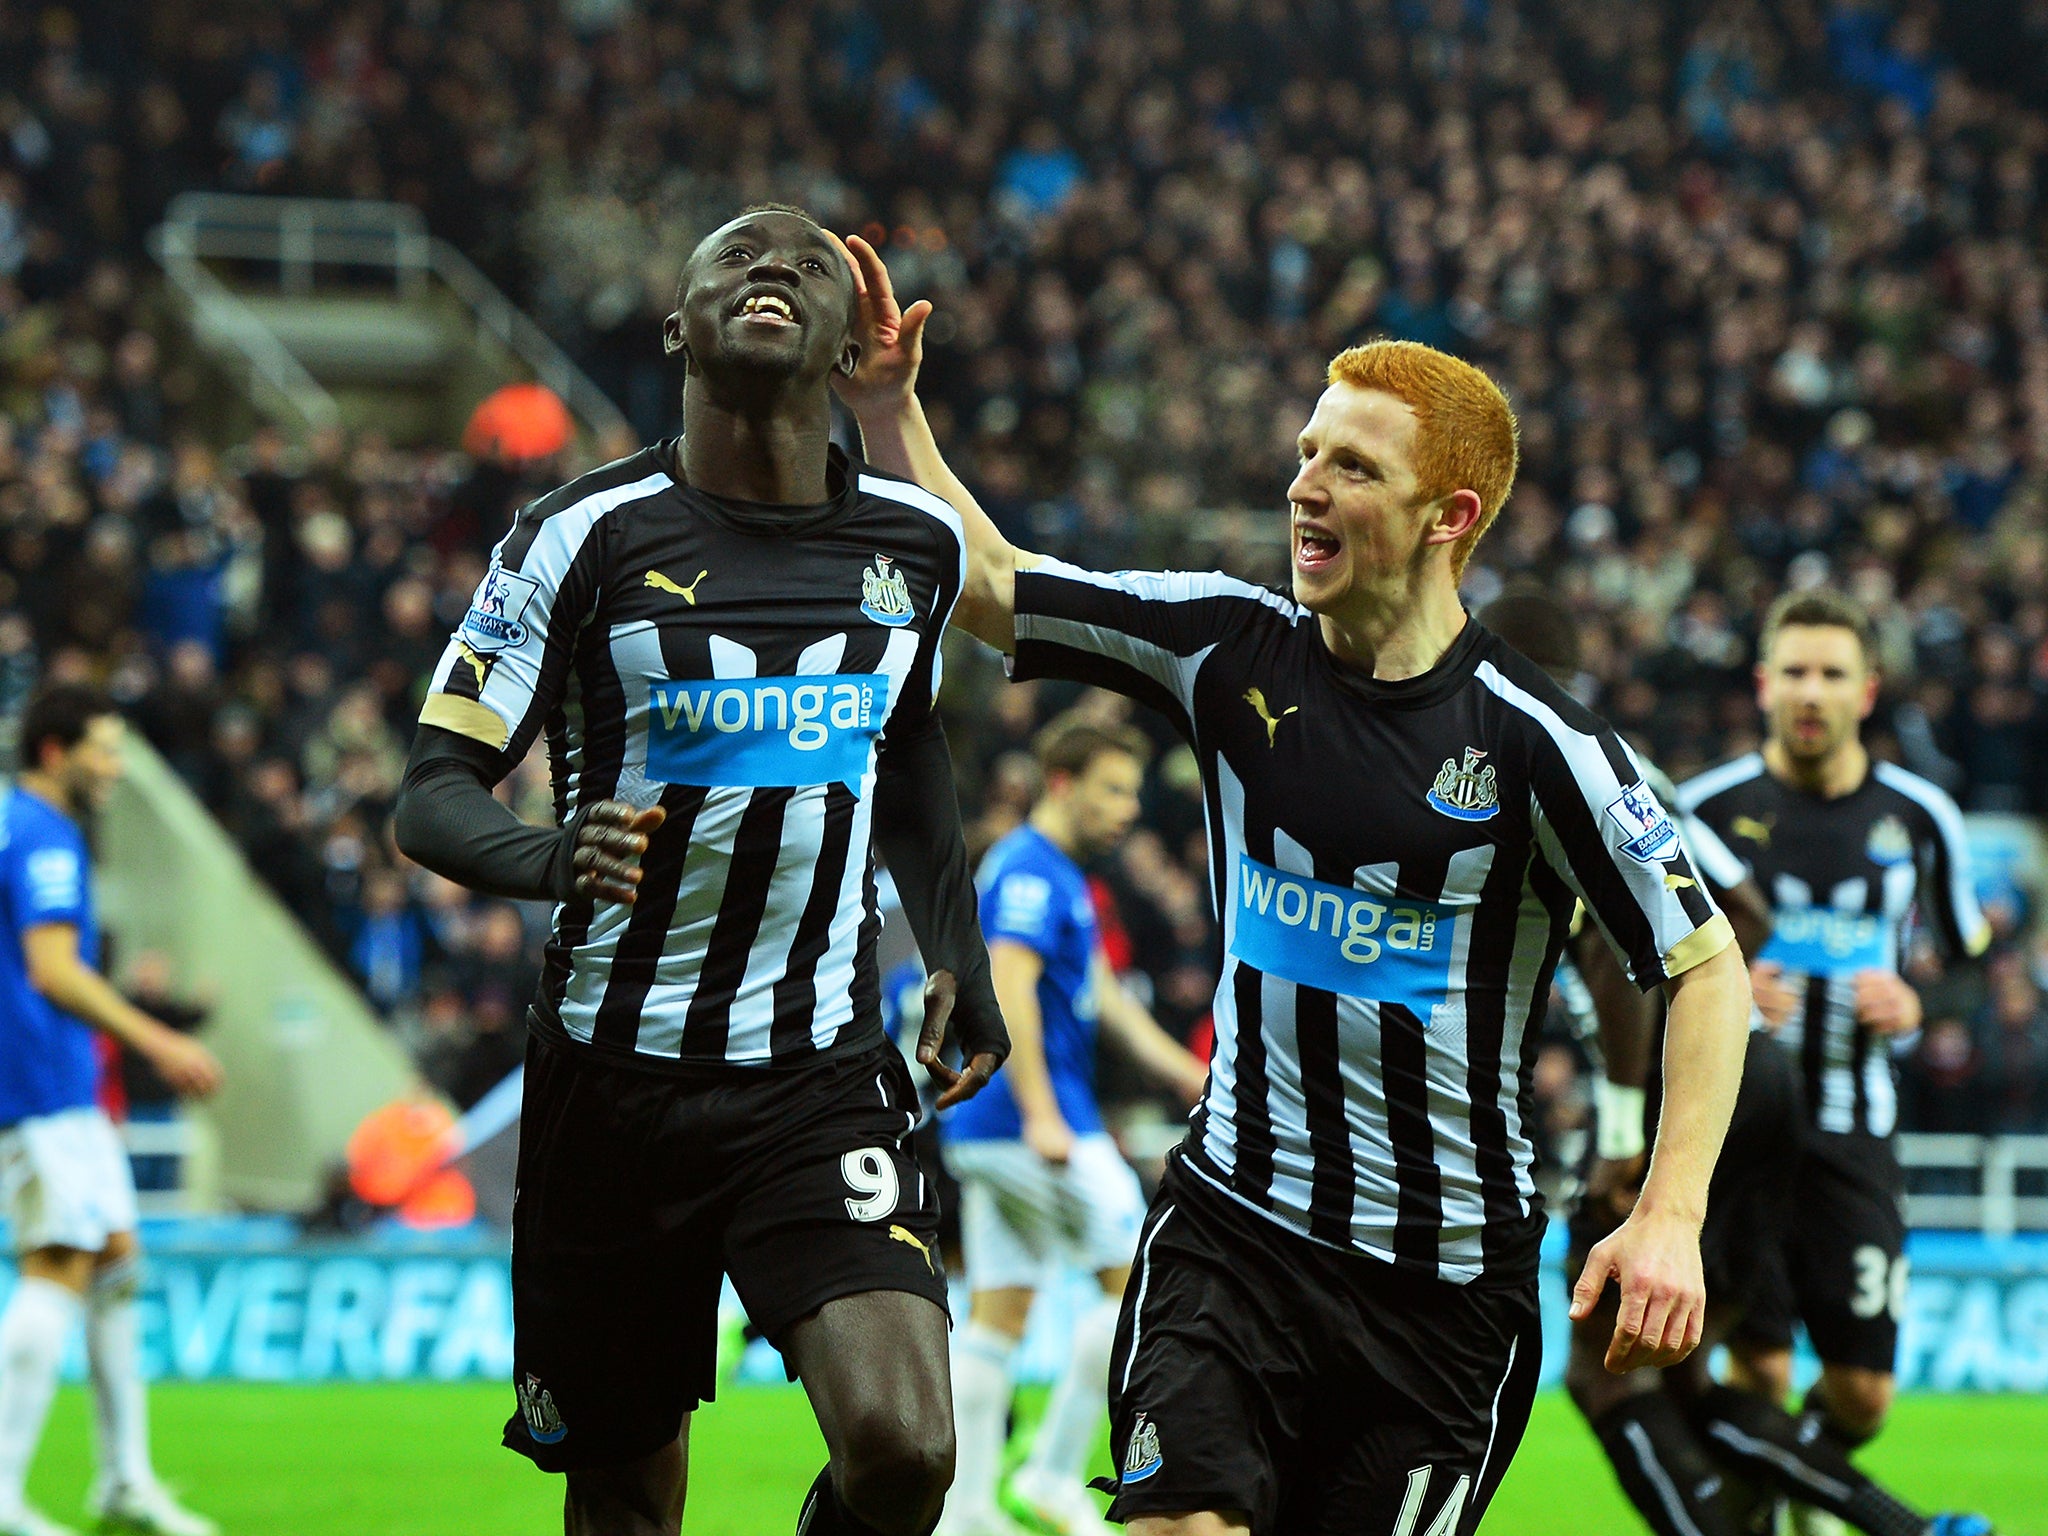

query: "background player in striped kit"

left=1677, top=591, right=1991, bottom=1536
left=938, top=717, right=1207, bottom=1536
left=832, top=239, right=1753, bottom=1536
left=394, top=207, right=1009, bottom=1536
left=1484, top=594, right=1992, bottom=1536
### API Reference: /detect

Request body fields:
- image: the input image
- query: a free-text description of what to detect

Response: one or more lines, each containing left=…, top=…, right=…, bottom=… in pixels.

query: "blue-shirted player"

left=0, top=687, right=222, bottom=1536
left=940, top=720, right=1206, bottom=1536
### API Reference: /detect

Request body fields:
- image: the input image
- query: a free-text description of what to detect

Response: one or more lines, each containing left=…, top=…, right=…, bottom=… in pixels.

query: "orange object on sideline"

left=398, top=1167, right=478, bottom=1230
left=347, top=1098, right=458, bottom=1206
left=463, top=382, right=575, bottom=461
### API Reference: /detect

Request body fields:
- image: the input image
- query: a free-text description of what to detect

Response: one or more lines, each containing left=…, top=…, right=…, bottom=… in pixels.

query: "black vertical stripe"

left=587, top=782, right=708, bottom=1050
left=678, top=788, right=797, bottom=1059
left=1379, top=1002, right=1442, bottom=1269
left=847, top=842, right=884, bottom=1041
left=1466, top=846, right=1535, bottom=1271
left=1801, top=975, right=1830, bottom=1123
left=540, top=608, right=632, bottom=1022
left=1293, top=978, right=1352, bottom=1244
left=770, top=785, right=859, bottom=1057
left=1227, top=959, right=1276, bottom=1205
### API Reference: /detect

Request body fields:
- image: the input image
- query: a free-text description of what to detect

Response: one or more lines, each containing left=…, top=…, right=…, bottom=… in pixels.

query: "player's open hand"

left=570, top=801, right=666, bottom=904
left=1570, top=1203, right=1706, bottom=1373
left=915, top=969, right=1009, bottom=1109
left=827, top=230, right=932, bottom=418
left=147, top=1028, right=224, bottom=1099
left=1853, top=969, right=1923, bottom=1036
left=1749, top=960, right=1798, bottom=1031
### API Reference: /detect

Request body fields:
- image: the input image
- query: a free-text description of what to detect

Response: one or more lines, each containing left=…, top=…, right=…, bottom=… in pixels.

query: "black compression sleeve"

left=393, top=725, right=577, bottom=903
left=871, top=709, right=1005, bottom=1062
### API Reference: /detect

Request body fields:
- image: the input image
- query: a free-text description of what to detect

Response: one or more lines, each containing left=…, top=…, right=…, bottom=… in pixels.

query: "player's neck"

left=1763, top=735, right=1868, bottom=799
left=1314, top=569, right=1468, bottom=681
left=1029, top=800, right=1080, bottom=858
left=677, top=389, right=833, bottom=504
left=13, top=771, right=73, bottom=820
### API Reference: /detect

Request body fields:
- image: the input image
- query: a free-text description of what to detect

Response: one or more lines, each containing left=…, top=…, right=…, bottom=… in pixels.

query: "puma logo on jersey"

left=646, top=569, right=709, bottom=604
left=887, top=1224, right=934, bottom=1273
left=1732, top=814, right=1774, bottom=847
left=1244, top=688, right=1298, bottom=746
left=1665, top=874, right=1696, bottom=891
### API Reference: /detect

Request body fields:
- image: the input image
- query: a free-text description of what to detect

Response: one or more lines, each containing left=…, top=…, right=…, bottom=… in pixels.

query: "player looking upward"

left=1485, top=594, right=1992, bottom=1536
left=939, top=718, right=1207, bottom=1536
left=393, top=206, right=1009, bottom=1536
left=834, top=240, right=1752, bottom=1536
left=0, top=686, right=223, bottom=1536
left=1677, top=591, right=1990, bottom=1535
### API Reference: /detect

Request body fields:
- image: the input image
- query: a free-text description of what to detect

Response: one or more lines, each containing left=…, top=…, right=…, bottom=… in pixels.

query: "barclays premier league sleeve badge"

left=1604, top=780, right=1681, bottom=864
left=462, top=562, right=542, bottom=652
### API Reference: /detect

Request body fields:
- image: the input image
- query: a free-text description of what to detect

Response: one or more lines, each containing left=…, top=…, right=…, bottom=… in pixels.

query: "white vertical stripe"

left=1198, top=761, right=1248, bottom=1177
left=1117, top=1203, right=1177, bottom=1393
left=628, top=638, right=760, bottom=1056
left=1473, top=1335, right=1525, bottom=1507
left=721, top=634, right=851, bottom=1060
left=1427, top=843, right=1501, bottom=1276
left=605, top=621, right=666, bottom=811
left=1259, top=829, right=1320, bottom=1226
left=1339, top=860, right=1401, bottom=1261
left=1623, top=1420, right=1708, bottom=1536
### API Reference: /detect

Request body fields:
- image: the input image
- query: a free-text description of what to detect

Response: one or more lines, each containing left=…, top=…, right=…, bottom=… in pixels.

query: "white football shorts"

left=945, top=1131, right=1147, bottom=1292
left=0, top=1106, right=139, bottom=1255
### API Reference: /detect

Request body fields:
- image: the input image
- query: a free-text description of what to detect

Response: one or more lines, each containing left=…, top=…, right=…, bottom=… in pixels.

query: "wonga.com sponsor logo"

left=646, top=674, right=890, bottom=791
left=1229, top=855, right=1458, bottom=1008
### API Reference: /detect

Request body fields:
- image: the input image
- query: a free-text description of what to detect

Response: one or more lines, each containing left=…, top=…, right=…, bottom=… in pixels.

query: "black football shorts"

left=502, top=1027, right=947, bottom=1472
left=1101, top=1153, right=1542, bottom=1536
left=1734, top=1129, right=1907, bottom=1374
left=1571, top=1029, right=1800, bottom=1323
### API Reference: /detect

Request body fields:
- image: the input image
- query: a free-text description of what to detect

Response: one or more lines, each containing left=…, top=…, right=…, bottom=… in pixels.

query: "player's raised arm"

left=830, top=231, right=1033, bottom=652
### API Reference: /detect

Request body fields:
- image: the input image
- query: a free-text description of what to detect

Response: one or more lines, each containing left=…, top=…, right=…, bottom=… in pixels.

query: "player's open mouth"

left=733, top=289, right=801, bottom=328
left=1294, top=523, right=1341, bottom=572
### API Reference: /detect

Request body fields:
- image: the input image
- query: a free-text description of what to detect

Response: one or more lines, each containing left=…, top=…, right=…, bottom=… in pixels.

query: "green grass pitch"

left=23, top=1384, right=2045, bottom=1533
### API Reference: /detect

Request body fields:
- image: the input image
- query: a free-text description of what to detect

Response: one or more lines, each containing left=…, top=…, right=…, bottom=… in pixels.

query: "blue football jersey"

left=0, top=786, right=103, bottom=1126
left=946, top=824, right=1103, bottom=1141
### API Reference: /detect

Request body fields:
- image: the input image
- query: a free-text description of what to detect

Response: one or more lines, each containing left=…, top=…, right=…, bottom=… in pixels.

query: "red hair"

left=1326, top=340, right=1520, bottom=577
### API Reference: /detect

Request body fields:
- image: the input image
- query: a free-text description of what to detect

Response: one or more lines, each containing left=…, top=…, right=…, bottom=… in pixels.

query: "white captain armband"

left=1594, top=1077, right=1648, bottom=1161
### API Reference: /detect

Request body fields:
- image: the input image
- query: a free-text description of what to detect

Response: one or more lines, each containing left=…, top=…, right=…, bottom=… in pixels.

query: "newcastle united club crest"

left=860, top=554, right=915, bottom=627
left=1428, top=748, right=1500, bottom=822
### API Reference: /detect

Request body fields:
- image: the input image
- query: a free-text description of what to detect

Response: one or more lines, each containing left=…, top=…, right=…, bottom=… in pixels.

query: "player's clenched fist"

left=568, top=801, right=667, bottom=904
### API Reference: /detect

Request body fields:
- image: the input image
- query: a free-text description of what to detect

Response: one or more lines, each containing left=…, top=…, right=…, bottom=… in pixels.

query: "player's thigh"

left=1127, top=1515, right=1252, bottom=1536
left=1102, top=1193, right=1293, bottom=1536
left=782, top=1288, right=953, bottom=1469
left=945, top=1138, right=1062, bottom=1293
left=721, top=1043, right=949, bottom=1350
left=505, top=1038, right=723, bottom=1473
left=1787, top=1145, right=1908, bottom=1374
left=1288, top=1275, right=1543, bottom=1536
left=1067, top=1132, right=1149, bottom=1277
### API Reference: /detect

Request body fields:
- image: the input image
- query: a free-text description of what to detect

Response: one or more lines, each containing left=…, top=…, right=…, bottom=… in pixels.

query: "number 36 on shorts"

left=1850, top=1245, right=1908, bottom=1322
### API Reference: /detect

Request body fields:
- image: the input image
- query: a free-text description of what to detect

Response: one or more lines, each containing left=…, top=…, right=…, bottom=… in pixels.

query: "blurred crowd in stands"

left=2, top=0, right=2047, bottom=1135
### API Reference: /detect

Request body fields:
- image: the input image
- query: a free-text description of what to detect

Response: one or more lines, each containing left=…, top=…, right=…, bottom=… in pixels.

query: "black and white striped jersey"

left=419, top=443, right=965, bottom=1069
left=1677, top=753, right=1989, bottom=1139
left=1011, top=560, right=1733, bottom=1284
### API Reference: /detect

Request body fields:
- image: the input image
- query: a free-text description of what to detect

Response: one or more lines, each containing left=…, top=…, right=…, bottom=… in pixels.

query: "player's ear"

left=662, top=312, right=687, bottom=361
left=836, top=338, right=861, bottom=380
left=1425, top=488, right=1485, bottom=547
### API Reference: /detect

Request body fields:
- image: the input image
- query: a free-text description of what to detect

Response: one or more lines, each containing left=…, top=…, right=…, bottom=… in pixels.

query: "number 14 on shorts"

left=1393, top=1466, right=1470, bottom=1536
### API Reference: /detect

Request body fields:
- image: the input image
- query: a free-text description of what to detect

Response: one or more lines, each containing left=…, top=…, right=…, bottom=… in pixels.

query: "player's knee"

left=1818, top=1368, right=1893, bottom=1439
left=1726, top=1344, right=1793, bottom=1405
left=836, top=1408, right=953, bottom=1533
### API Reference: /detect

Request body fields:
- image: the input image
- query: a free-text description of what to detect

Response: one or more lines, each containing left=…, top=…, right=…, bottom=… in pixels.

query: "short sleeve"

left=982, top=868, right=1061, bottom=954
left=1478, top=661, right=1732, bottom=989
left=6, top=828, right=86, bottom=931
left=419, top=468, right=667, bottom=759
left=1010, top=558, right=1300, bottom=734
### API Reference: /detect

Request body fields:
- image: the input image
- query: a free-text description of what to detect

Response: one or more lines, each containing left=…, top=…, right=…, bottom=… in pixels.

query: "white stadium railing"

left=1896, top=1133, right=2048, bottom=1239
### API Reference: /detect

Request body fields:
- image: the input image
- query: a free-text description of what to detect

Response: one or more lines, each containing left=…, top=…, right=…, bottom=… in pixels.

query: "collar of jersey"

left=661, top=439, right=860, bottom=538
left=1318, top=614, right=1486, bottom=709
